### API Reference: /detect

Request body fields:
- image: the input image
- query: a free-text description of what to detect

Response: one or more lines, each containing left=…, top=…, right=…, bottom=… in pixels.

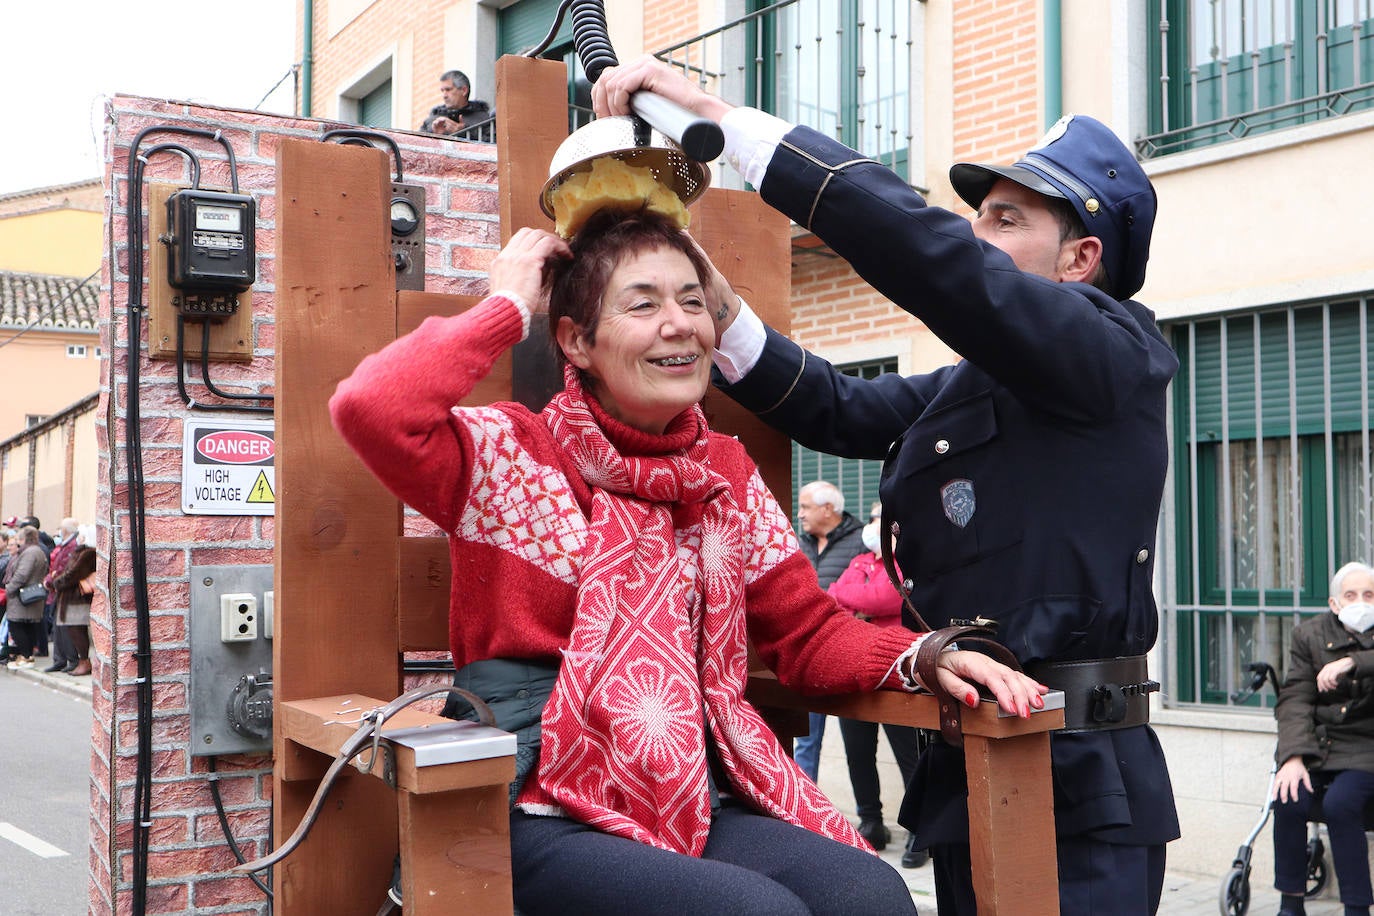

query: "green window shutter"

left=499, top=0, right=572, bottom=56
left=1182, top=302, right=1372, bottom=440
left=358, top=80, right=392, bottom=128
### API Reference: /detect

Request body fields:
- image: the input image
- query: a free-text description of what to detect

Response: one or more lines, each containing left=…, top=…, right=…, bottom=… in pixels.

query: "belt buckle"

left=1090, top=683, right=1127, bottom=724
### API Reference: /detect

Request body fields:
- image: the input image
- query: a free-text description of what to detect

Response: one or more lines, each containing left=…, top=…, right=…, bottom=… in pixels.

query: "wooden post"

left=273, top=138, right=403, bottom=913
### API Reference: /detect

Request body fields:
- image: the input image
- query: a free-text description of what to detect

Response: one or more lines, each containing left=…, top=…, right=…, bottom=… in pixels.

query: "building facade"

left=0, top=180, right=102, bottom=522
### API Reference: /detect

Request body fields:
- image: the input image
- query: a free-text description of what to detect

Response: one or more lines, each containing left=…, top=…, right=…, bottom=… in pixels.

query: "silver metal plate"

left=381, top=720, right=517, bottom=767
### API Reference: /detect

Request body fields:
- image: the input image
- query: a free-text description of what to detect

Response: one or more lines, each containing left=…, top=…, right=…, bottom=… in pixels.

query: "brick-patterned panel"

left=98, top=93, right=503, bottom=916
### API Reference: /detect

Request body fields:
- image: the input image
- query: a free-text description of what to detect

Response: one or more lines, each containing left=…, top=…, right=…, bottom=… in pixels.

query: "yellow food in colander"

left=549, top=157, right=690, bottom=238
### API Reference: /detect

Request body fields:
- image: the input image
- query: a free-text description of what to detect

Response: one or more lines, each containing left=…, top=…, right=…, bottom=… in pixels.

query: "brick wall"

left=950, top=0, right=1042, bottom=199
left=97, top=94, right=499, bottom=915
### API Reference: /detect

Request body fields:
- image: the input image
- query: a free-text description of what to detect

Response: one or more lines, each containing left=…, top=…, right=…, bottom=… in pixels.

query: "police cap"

left=949, top=114, right=1156, bottom=300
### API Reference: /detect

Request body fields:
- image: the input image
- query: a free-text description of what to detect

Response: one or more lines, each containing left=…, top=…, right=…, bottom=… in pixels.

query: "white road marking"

left=0, top=822, right=69, bottom=858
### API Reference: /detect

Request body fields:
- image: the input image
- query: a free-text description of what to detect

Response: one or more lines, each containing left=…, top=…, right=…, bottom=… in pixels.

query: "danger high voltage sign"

left=182, top=419, right=276, bottom=516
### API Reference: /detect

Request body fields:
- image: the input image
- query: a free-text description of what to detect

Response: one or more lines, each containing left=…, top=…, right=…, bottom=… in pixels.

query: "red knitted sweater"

left=329, top=294, right=920, bottom=694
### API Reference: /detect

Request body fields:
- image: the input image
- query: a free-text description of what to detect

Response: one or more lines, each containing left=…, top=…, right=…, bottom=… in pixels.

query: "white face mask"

left=1338, top=602, right=1374, bottom=633
left=861, top=521, right=881, bottom=554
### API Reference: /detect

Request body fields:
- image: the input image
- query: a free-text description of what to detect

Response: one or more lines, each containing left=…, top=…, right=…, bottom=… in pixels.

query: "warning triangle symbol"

left=246, top=470, right=275, bottom=504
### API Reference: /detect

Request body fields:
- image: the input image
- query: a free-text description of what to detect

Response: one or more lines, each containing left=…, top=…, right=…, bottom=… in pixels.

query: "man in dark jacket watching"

left=420, top=70, right=493, bottom=141
left=1272, top=561, right=1374, bottom=916
left=791, top=482, right=866, bottom=793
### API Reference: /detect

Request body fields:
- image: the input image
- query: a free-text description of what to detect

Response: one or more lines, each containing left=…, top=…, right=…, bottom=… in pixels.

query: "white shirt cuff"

left=721, top=107, right=792, bottom=188
left=711, top=297, right=767, bottom=384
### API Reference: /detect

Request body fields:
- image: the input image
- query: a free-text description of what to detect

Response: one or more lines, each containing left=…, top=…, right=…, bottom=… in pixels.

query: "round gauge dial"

left=390, top=197, right=420, bottom=236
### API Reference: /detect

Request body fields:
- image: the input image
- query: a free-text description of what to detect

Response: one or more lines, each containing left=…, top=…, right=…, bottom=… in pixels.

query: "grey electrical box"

left=190, top=564, right=275, bottom=756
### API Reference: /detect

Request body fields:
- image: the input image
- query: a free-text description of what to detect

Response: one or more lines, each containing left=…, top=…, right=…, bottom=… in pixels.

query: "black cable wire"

left=197, top=320, right=273, bottom=411
left=122, top=123, right=247, bottom=916
left=207, top=757, right=274, bottom=905
left=172, top=314, right=273, bottom=413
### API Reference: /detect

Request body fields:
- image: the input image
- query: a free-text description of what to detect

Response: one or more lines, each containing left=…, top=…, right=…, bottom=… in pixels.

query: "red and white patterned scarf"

left=518, top=367, right=864, bottom=856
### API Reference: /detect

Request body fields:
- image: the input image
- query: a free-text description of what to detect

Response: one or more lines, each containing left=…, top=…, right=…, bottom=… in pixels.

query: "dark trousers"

left=510, top=800, right=918, bottom=915
left=8, top=620, right=43, bottom=658
left=837, top=717, right=922, bottom=822
left=1273, top=768, right=1374, bottom=906
left=931, top=836, right=1166, bottom=915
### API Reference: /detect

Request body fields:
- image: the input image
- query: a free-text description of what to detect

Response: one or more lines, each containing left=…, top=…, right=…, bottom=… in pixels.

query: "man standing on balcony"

left=594, top=60, right=1180, bottom=914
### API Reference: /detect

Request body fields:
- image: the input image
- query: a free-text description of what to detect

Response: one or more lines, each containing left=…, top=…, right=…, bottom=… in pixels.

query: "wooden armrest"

left=745, top=672, right=1065, bottom=738
left=279, top=694, right=516, bottom=794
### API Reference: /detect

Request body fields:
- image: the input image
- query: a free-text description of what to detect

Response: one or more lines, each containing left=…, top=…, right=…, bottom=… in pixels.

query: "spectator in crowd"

left=0, top=530, right=11, bottom=662
left=828, top=502, right=927, bottom=867
left=793, top=482, right=869, bottom=813
left=1272, top=561, right=1374, bottom=916
left=49, top=540, right=96, bottom=676
left=420, top=70, right=494, bottom=141
left=41, top=517, right=82, bottom=672
left=3, top=526, right=50, bottom=668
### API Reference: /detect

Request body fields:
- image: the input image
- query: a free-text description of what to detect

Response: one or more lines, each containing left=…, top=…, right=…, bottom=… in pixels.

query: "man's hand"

left=1317, top=656, right=1356, bottom=692
left=686, top=236, right=740, bottom=346
left=592, top=56, right=735, bottom=123
left=1273, top=756, right=1312, bottom=804
left=430, top=116, right=461, bottom=136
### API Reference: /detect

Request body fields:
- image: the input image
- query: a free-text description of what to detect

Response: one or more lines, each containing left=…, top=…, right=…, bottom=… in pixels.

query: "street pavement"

left=2, top=667, right=1352, bottom=916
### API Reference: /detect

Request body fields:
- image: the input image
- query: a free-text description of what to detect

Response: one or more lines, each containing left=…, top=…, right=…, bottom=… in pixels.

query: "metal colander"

left=539, top=115, right=710, bottom=222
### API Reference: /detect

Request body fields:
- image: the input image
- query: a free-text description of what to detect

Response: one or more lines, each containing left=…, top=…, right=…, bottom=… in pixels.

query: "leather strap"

left=234, top=685, right=497, bottom=875
left=878, top=507, right=931, bottom=632
left=914, top=625, right=1023, bottom=748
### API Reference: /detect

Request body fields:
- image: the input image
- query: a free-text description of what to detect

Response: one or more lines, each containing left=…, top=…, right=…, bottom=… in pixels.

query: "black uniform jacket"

left=716, top=126, right=1181, bottom=845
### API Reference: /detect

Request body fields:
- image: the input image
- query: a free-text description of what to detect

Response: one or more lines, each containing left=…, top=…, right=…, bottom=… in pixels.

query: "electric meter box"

left=166, top=189, right=256, bottom=292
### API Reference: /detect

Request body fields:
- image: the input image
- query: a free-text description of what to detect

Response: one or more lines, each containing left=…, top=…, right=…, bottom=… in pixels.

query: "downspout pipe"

left=1044, top=0, right=1063, bottom=127
left=302, top=0, right=315, bottom=117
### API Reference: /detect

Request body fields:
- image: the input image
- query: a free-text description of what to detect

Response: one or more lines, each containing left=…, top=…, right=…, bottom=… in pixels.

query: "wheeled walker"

left=1219, top=662, right=1329, bottom=916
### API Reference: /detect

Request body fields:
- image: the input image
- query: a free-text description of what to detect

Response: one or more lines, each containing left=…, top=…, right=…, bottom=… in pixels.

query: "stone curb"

left=3, top=662, right=93, bottom=701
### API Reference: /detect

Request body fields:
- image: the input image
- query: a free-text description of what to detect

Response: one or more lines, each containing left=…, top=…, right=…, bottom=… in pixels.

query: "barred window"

left=1165, top=297, right=1373, bottom=706
left=1141, top=0, right=1374, bottom=158
left=791, top=357, right=899, bottom=532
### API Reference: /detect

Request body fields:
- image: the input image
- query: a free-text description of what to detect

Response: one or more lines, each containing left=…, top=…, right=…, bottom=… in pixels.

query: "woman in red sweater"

left=330, top=208, right=1044, bottom=915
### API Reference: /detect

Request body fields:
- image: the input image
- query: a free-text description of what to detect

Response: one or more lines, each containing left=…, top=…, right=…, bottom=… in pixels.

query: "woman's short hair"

left=14, top=525, right=39, bottom=547
left=546, top=207, right=711, bottom=364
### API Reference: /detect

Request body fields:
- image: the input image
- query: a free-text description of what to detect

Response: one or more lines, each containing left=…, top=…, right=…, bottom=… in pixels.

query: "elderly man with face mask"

left=1272, top=561, right=1374, bottom=916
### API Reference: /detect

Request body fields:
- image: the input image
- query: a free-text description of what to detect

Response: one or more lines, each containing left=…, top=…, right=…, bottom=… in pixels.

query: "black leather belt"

left=1027, top=656, right=1158, bottom=733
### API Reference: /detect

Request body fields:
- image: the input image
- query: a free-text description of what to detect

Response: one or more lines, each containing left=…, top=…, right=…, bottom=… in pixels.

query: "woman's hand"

left=592, top=56, right=735, bottom=123
left=932, top=650, right=1050, bottom=719
left=488, top=227, right=571, bottom=313
left=1273, top=756, right=1312, bottom=804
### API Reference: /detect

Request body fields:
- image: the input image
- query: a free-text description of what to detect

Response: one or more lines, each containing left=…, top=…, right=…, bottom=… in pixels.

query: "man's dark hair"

left=21, top=515, right=41, bottom=530
left=441, top=70, right=471, bottom=91
left=1045, top=196, right=1110, bottom=293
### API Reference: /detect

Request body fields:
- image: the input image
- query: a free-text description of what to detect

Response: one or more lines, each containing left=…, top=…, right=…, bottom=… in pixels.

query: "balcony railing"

left=651, top=0, right=915, bottom=186
left=1140, top=0, right=1374, bottom=158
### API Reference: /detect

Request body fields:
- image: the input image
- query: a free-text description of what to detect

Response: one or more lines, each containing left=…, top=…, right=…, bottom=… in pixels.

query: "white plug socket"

left=220, top=593, right=258, bottom=642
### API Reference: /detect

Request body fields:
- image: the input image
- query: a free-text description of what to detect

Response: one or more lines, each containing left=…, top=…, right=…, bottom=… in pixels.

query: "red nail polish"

left=965, top=691, right=977, bottom=708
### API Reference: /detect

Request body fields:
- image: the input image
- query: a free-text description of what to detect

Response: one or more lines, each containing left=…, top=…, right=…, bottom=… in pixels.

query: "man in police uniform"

left=594, top=59, right=1181, bottom=914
